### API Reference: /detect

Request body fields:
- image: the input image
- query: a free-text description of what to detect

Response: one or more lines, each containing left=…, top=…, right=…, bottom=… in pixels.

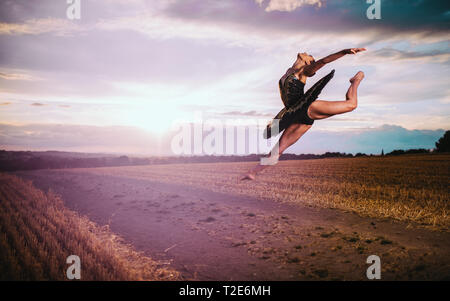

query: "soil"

left=14, top=169, right=450, bottom=280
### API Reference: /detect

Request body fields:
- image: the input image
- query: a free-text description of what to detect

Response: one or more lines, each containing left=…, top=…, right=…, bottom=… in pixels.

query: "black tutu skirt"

left=264, top=69, right=335, bottom=139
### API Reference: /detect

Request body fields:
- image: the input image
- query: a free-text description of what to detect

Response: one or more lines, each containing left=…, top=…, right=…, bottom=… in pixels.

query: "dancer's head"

left=296, top=52, right=315, bottom=66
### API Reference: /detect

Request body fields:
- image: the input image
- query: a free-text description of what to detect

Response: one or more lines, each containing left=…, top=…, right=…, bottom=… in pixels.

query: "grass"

left=74, top=153, right=450, bottom=231
left=0, top=173, right=181, bottom=281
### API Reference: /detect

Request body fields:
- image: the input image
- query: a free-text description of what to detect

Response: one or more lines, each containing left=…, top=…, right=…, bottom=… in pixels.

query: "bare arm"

left=303, top=48, right=366, bottom=76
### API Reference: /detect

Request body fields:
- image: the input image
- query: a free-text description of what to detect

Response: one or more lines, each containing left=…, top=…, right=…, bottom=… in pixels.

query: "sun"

left=122, top=100, right=187, bottom=136
left=109, top=81, right=191, bottom=136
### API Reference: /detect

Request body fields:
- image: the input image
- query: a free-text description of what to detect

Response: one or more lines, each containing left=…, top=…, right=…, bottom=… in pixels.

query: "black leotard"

left=264, top=69, right=335, bottom=139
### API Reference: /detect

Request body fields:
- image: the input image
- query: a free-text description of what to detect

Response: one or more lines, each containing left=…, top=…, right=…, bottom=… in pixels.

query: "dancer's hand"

left=344, top=48, right=366, bottom=55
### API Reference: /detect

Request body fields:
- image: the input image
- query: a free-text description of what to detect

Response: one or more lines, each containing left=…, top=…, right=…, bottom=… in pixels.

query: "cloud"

left=0, top=19, right=260, bottom=91
left=95, top=12, right=278, bottom=49
left=1, top=0, right=448, bottom=40
left=220, top=110, right=274, bottom=117
left=1, top=1, right=447, bottom=52
left=163, top=0, right=450, bottom=39
left=0, top=102, right=11, bottom=106
left=31, top=102, right=45, bottom=106
left=0, top=123, right=161, bottom=155
left=365, top=47, right=450, bottom=64
left=0, top=71, right=36, bottom=80
left=0, top=0, right=68, bottom=23
left=0, top=18, right=83, bottom=36
left=256, top=0, right=323, bottom=12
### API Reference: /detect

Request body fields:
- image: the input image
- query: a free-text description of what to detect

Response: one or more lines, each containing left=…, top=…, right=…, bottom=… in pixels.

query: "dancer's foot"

left=240, top=173, right=255, bottom=181
left=350, top=71, right=365, bottom=83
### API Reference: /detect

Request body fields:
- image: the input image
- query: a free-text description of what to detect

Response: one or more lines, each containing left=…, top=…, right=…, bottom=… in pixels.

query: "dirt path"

left=14, top=170, right=450, bottom=280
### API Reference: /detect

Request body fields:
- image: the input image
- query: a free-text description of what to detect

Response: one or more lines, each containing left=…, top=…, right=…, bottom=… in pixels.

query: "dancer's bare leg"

left=240, top=123, right=312, bottom=180
left=307, top=71, right=364, bottom=120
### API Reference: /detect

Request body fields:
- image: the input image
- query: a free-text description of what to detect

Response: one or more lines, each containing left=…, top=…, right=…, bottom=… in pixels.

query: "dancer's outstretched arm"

left=303, top=48, right=366, bottom=76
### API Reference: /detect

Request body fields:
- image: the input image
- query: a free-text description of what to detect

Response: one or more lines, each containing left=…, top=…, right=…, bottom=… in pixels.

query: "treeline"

left=0, top=148, right=437, bottom=172
left=0, top=150, right=365, bottom=171
left=0, top=151, right=150, bottom=172
left=384, top=148, right=431, bottom=156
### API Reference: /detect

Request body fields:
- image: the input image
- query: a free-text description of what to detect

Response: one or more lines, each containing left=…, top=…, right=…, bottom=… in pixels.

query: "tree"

left=435, top=130, right=450, bottom=152
left=381, top=149, right=384, bottom=156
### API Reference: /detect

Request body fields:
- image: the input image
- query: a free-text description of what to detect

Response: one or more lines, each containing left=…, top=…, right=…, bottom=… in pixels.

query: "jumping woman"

left=241, top=48, right=366, bottom=180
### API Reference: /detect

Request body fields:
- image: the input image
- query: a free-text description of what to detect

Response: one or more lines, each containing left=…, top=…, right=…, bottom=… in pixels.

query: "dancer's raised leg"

left=307, top=71, right=364, bottom=120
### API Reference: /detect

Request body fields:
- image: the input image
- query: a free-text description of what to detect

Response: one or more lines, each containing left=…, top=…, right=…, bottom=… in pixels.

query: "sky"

left=0, top=0, right=449, bottom=155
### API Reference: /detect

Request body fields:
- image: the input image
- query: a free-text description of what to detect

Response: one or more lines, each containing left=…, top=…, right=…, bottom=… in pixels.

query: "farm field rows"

left=9, top=153, right=450, bottom=280
left=0, top=173, right=180, bottom=280
left=72, top=154, right=450, bottom=230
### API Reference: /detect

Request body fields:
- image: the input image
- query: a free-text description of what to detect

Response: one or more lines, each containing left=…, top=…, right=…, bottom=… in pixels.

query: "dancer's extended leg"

left=307, top=71, right=364, bottom=120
